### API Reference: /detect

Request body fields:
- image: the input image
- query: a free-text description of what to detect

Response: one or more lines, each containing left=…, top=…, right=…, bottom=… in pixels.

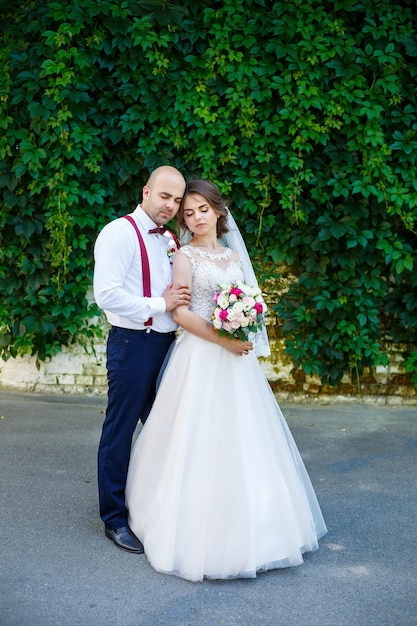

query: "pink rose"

left=219, top=309, right=229, bottom=321
left=254, top=302, right=264, bottom=314
left=230, top=287, right=243, bottom=297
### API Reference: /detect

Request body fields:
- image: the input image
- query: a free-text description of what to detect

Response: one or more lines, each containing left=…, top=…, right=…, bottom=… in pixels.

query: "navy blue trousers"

left=98, top=326, right=176, bottom=529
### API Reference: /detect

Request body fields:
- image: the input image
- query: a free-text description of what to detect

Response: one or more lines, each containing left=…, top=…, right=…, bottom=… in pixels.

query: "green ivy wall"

left=1, top=0, right=416, bottom=390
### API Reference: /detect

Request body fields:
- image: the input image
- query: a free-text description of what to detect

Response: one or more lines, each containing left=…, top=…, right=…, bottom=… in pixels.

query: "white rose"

left=231, top=312, right=243, bottom=325
left=241, top=283, right=256, bottom=297
left=217, top=293, right=229, bottom=309
left=242, top=296, right=255, bottom=311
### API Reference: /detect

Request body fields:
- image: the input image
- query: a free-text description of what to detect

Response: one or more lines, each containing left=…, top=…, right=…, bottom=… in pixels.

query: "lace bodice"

left=179, top=245, right=244, bottom=321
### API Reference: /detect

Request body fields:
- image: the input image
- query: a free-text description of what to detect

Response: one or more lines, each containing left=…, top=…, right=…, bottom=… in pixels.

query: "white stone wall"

left=0, top=336, right=283, bottom=396
left=1, top=335, right=416, bottom=405
left=0, top=341, right=108, bottom=395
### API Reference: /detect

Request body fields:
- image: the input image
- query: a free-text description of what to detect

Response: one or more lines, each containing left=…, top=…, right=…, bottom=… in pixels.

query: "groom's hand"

left=163, top=283, right=192, bottom=311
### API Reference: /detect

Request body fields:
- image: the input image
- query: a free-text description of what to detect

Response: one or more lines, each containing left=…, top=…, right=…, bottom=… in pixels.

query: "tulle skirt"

left=126, top=331, right=327, bottom=582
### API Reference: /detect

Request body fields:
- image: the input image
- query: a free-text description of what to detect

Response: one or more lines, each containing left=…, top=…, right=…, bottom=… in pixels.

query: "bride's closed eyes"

left=184, top=206, right=210, bottom=217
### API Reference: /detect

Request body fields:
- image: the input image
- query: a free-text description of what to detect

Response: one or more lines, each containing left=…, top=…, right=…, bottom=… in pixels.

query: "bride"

left=125, top=179, right=327, bottom=582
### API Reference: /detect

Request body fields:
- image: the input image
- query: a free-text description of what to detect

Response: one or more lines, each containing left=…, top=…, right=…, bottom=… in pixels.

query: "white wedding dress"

left=126, top=246, right=327, bottom=582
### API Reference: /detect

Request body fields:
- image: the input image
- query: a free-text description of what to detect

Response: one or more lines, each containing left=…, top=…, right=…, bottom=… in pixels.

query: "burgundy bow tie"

left=148, top=226, right=168, bottom=235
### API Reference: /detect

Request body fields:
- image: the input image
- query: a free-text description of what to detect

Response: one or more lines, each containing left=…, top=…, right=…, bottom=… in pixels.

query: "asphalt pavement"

left=0, top=390, right=416, bottom=626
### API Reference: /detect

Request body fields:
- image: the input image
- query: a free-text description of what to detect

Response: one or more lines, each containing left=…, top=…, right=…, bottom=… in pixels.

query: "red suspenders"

left=123, top=215, right=180, bottom=327
left=122, top=215, right=153, bottom=327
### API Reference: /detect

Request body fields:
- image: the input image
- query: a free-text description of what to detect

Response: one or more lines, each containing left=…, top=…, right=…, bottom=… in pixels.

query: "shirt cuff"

left=150, top=296, right=167, bottom=315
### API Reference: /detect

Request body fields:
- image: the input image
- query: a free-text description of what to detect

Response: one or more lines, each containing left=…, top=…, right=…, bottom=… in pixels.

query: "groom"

left=93, top=166, right=191, bottom=553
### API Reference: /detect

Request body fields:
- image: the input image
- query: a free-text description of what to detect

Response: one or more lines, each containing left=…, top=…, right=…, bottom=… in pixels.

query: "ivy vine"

left=0, top=0, right=416, bottom=385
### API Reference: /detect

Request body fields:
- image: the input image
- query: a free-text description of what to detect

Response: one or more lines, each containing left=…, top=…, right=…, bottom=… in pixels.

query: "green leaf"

left=330, top=223, right=346, bottom=239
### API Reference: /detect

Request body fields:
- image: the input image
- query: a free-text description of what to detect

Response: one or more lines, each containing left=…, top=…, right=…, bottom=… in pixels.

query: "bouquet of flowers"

left=210, top=281, right=267, bottom=341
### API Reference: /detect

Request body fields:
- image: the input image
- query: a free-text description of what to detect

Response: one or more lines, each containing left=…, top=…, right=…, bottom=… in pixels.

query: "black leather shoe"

left=105, top=526, right=144, bottom=554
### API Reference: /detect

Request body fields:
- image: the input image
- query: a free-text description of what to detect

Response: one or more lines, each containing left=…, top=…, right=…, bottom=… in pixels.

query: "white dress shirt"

left=93, top=205, right=177, bottom=332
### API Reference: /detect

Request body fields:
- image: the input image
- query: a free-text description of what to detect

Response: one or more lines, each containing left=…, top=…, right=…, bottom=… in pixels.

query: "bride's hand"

left=220, top=338, right=254, bottom=356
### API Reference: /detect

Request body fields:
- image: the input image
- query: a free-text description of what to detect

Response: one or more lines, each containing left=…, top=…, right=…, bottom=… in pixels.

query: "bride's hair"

left=177, top=179, right=229, bottom=239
